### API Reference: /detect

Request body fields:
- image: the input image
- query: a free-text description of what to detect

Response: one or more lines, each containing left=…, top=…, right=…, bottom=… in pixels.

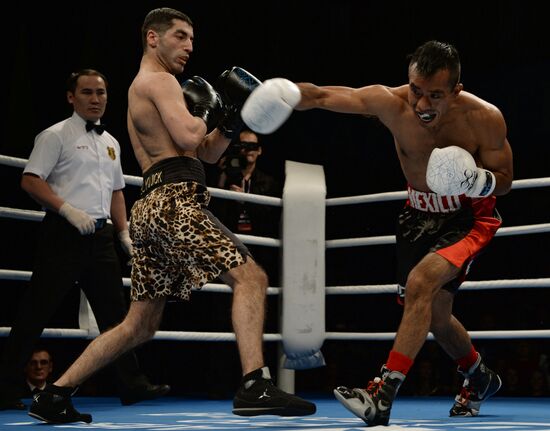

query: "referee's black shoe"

left=28, top=384, right=92, bottom=424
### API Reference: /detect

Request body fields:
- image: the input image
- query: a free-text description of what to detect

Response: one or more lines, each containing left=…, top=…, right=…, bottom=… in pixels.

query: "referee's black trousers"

left=0, top=212, right=148, bottom=398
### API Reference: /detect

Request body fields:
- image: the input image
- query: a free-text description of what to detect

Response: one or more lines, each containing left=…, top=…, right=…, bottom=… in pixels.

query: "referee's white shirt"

left=24, top=112, right=125, bottom=219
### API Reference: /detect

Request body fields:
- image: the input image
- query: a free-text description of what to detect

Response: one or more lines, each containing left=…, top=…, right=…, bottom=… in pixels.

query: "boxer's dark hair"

left=142, top=8, right=193, bottom=50
left=408, top=40, right=461, bottom=89
left=66, top=69, right=107, bottom=94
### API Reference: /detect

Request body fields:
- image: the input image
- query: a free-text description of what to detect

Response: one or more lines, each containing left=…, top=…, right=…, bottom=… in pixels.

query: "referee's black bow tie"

left=86, top=121, right=106, bottom=135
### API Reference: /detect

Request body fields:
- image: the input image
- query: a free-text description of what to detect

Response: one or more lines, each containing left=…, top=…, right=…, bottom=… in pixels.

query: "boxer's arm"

left=241, top=79, right=400, bottom=134
left=181, top=76, right=223, bottom=133
left=196, top=129, right=231, bottom=164
left=476, top=110, right=513, bottom=196
left=150, top=72, right=207, bottom=151
left=296, top=83, right=399, bottom=118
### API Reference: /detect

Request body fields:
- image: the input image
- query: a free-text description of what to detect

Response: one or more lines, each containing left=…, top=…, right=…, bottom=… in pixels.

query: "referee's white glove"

left=59, top=203, right=95, bottom=235
left=118, top=229, right=133, bottom=257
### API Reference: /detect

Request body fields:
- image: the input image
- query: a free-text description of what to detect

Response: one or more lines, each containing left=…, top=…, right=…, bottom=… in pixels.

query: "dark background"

left=1, top=1, right=549, bottom=398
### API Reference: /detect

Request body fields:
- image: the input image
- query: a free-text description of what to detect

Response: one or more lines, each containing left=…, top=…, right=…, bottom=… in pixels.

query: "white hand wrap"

left=426, top=146, right=496, bottom=197
left=59, top=202, right=95, bottom=235
left=241, top=78, right=301, bottom=134
left=118, top=229, right=133, bottom=256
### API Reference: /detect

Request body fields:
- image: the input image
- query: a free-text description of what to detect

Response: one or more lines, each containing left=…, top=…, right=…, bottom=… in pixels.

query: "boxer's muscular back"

left=128, top=71, right=193, bottom=174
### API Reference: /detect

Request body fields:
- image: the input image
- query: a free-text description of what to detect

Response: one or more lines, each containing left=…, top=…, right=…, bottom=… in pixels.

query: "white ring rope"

left=324, top=278, right=550, bottom=295
left=4, top=154, right=549, bottom=207
left=325, top=330, right=550, bottom=341
left=0, top=206, right=280, bottom=248
left=125, top=172, right=283, bottom=206
left=326, top=178, right=550, bottom=207
left=1, top=206, right=548, bottom=249
left=0, top=207, right=43, bottom=222
left=0, top=155, right=282, bottom=207
left=326, top=223, right=550, bottom=249
left=1, top=327, right=548, bottom=342
left=2, top=269, right=549, bottom=296
left=0, top=269, right=281, bottom=295
left=0, top=155, right=27, bottom=168
left=0, top=327, right=281, bottom=342
left=2, top=153, right=550, bottom=344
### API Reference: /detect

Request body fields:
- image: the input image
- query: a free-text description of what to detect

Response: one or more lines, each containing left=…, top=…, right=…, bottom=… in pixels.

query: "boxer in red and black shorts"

left=280, top=41, right=513, bottom=425
left=396, top=186, right=502, bottom=304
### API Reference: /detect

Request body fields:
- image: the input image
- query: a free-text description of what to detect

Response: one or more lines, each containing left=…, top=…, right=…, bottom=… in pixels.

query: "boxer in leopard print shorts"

left=28, top=8, right=315, bottom=425
left=130, top=156, right=249, bottom=301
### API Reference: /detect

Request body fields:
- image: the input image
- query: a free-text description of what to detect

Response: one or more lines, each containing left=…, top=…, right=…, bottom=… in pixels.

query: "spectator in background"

left=244, top=39, right=513, bottom=425
left=23, top=348, right=53, bottom=397
left=213, top=128, right=281, bottom=283
left=216, top=129, right=280, bottom=234
left=0, top=69, right=169, bottom=411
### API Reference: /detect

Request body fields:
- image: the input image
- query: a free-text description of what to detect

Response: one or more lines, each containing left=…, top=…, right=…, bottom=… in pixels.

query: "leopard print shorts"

left=129, top=182, right=247, bottom=301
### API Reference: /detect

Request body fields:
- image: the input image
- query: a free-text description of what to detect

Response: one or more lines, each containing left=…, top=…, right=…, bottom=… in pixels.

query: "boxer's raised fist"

left=181, top=76, right=223, bottom=133
left=216, top=67, right=261, bottom=139
left=216, top=66, right=261, bottom=107
left=241, top=78, right=301, bottom=134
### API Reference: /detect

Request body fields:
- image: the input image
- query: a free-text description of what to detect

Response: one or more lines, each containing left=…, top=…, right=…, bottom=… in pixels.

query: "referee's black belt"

left=95, top=219, right=108, bottom=229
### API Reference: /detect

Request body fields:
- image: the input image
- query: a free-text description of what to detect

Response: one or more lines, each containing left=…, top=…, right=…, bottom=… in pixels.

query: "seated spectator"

left=23, top=347, right=53, bottom=396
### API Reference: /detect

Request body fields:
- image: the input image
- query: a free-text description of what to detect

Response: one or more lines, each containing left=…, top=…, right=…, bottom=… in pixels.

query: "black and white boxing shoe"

left=450, top=355, right=502, bottom=417
left=333, top=366, right=404, bottom=427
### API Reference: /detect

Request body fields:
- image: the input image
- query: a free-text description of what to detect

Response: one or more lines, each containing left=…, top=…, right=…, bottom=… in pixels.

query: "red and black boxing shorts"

left=396, top=186, right=502, bottom=304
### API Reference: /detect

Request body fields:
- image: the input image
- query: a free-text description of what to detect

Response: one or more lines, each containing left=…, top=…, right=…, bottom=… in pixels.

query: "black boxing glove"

left=217, top=105, right=244, bottom=140
left=215, top=67, right=261, bottom=139
left=181, top=76, right=223, bottom=133
left=217, top=67, right=262, bottom=106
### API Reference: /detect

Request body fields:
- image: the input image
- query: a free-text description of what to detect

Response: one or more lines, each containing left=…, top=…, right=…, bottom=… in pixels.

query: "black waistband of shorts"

left=141, top=156, right=206, bottom=197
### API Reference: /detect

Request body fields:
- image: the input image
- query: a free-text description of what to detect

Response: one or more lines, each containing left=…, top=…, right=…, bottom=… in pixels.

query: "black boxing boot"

left=233, top=367, right=316, bottom=416
left=28, top=384, right=92, bottom=424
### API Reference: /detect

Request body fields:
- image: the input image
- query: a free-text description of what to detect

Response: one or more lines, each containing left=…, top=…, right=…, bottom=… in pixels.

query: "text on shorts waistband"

left=407, top=186, right=468, bottom=213
left=141, top=156, right=206, bottom=198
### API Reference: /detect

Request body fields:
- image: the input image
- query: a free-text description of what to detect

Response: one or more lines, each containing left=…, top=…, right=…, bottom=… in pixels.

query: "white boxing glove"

left=241, top=78, right=301, bottom=134
left=426, top=146, right=496, bottom=197
left=118, top=229, right=133, bottom=257
left=59, top=202, right=95, bottom=235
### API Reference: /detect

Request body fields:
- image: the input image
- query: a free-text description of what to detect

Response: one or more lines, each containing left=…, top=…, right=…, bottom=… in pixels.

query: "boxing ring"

left=2, top=397, right=550, bottom=430
left=1, top=153, right=550, bottom=430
